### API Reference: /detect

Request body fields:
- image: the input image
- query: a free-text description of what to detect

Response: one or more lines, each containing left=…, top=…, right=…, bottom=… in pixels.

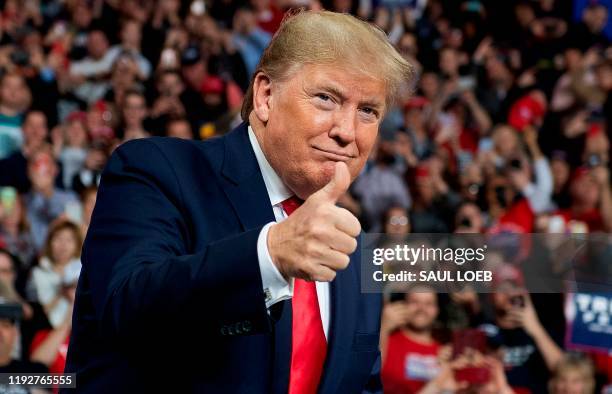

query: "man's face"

left=571, top=174, right=600, bottom=207
left=121, top=21, right=141, bottom=49
left=0, top=318, right=16, bottom=362
left=28, top=151, right=58, bottom=193
left=0, top=75, right=28, bottom=111
left=158, top=73, right=183, bottom=97
left=596, top=65, right=612, bottom=91
left=123, top=94, right=147, bottom=125
left=182, top=62, right=206, bottom=90
left=586, top=6, right=608, bottom=32
left=88, top=31, right=109, bottom=59
left=0, top=254, right=15, bottom=286
left=253, top=64, right=386, bottom=199
left=22, top=112, right=48, bottom=146
left=404, top=292, right=438, bottom=332
left=439, top=48, right=458, bottom=76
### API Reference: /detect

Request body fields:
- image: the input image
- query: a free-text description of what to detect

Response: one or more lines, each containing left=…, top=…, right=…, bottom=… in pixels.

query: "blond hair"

left=549, top=353, right=595, bottom=394
left=240, top=9, right=415, bottom=121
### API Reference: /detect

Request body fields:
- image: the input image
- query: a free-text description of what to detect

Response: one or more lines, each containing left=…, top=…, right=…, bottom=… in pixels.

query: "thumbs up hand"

left=267, top=162, right=361, bottom=282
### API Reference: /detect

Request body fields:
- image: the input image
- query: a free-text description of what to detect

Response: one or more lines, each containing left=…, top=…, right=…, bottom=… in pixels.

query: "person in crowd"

left=148, top=70, right=186, bottom=135
left=106, top=19, right=152, bottom=81
left=0, top=300, right=48, bottom=376
left=23, top=149, right=78, bottom=250
left=231, top=6, right=272, bottom=77
left=454, top=201, right=485, bottom=233
left=418, top=350, right=515, bottom=394
left=26, top=220, right=81, bottom=329
left=402, top=96, right=434, bottom=163
left=409, top=158, right=462, bottom=233
left=0, top=110, right=48, bottom=193
left=71, top=140, right=108, bottom=194
left=556, top=165, right=612, bottom=232
left=381, top=290, right=442, bottom=394
left=382, top=206, right=411, bottom=236
left=68, top=30, right=113, bottom=105
left=548, top=353, right=596, bottom=394
left=0, top=73, right=31, bottom=159
left=0, top=194, right=36, bottom=270
left=353, top=127, right=412, bottom=231
left=481, top=265, right=563, bottom=393
left=119, top=90, right=150, bottom=142
left=0, top=249, right=51, bottom=361
left=29, top=269, right=77, bottom=375
left=53, top=112, right=89, bottom=191
left=570, top=3, right=610, bottom=51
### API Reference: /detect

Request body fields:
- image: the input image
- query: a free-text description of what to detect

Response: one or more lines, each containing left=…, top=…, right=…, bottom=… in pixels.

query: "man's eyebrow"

left=319, top=84, right=384, bottom=110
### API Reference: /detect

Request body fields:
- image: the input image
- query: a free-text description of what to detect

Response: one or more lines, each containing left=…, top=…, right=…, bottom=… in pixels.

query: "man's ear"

left=252, top=72, right=273, bottom=123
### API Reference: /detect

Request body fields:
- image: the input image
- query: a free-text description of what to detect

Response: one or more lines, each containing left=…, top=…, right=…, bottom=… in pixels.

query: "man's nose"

left=329, top=109, right=357, bottom=146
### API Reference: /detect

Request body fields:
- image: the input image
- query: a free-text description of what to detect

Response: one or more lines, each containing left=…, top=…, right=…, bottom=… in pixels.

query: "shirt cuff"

left=258, top=222, right=294, bottom=308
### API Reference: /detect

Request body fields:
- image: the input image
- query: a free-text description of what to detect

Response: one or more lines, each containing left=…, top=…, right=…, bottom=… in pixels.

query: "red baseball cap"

left=508, top=94, right=546, bottom=131
left=200, top=76, right=225, bottom=95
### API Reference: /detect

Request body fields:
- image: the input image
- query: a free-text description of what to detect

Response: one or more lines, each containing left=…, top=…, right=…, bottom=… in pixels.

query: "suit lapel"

left=219, top=122, right=276, bottom=230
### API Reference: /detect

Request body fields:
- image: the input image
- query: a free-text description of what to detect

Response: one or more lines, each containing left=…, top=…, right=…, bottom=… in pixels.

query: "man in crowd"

left=380, top=290, right=442, bottom=394
left=24, top=149, right=78, bottom=250
left=0, top=110, right=48, bottom=193
left=0, top=73, right=30, bottom=160
left=481, top=265, right=563, bottom=393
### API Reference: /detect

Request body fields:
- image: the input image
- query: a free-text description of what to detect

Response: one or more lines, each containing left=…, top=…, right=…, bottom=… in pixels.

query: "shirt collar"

left=247, top=125, right=293, bottom=206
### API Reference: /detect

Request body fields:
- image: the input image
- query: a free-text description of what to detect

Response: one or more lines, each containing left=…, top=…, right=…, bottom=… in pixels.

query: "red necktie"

left=281, top=197, right=327, bottom=394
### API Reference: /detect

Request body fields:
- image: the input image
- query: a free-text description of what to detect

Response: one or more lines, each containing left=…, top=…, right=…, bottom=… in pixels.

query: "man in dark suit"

left=64, top=10, right=415, bottom=394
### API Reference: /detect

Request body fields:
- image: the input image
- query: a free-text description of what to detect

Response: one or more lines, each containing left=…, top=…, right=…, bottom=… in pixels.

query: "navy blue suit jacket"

left=63, top=123, right=383, bottom=393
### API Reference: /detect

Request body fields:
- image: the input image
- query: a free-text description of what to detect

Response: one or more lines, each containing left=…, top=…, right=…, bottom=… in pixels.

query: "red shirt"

left=557, top=208, right=604, bottom=232
left=382, top=331, right=441, bottom=394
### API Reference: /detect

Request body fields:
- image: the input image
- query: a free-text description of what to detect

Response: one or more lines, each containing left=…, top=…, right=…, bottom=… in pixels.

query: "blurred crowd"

left=0, top=0, right=609, bottom=393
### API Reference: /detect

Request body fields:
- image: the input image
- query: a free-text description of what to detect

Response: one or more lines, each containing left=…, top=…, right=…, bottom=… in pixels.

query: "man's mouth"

left=312, top=147, right=355, bottom=162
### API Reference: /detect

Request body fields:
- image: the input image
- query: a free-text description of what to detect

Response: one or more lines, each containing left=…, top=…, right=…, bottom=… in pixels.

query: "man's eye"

left=360, top=107, right=378, bottom=117
left=316, top=93, right=331, bottom=102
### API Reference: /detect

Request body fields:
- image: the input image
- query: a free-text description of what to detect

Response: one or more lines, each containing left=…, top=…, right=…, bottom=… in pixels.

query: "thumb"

left=312, top=161, right=351, bottom=203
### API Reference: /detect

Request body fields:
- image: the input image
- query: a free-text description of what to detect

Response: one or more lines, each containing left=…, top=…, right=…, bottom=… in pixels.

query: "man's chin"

left=287, top=160, right=355, bottom=199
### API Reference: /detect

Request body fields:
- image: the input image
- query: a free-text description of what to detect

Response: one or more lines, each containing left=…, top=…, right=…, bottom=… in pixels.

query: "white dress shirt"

left=248, top=126, right=330, bottom=339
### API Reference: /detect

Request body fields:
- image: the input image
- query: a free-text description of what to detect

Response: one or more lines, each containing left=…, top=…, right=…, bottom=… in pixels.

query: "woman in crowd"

left=26, top=220, right=81, bottom=328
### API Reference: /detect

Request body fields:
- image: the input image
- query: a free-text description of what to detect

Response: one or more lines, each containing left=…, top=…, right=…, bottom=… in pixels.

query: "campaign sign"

left=565, top=293, right=612, bottom=354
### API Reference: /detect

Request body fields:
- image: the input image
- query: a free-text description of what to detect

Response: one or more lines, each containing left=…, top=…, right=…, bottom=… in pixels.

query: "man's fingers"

left=332, top=206, right=361, bottom=237
left=319, top=249, right=351, bottom=271
left=309, top=265, right=337, bottom=282
left=327, top=230, right=358, bottom=255
left=310, top=161, right=351, bottom=204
